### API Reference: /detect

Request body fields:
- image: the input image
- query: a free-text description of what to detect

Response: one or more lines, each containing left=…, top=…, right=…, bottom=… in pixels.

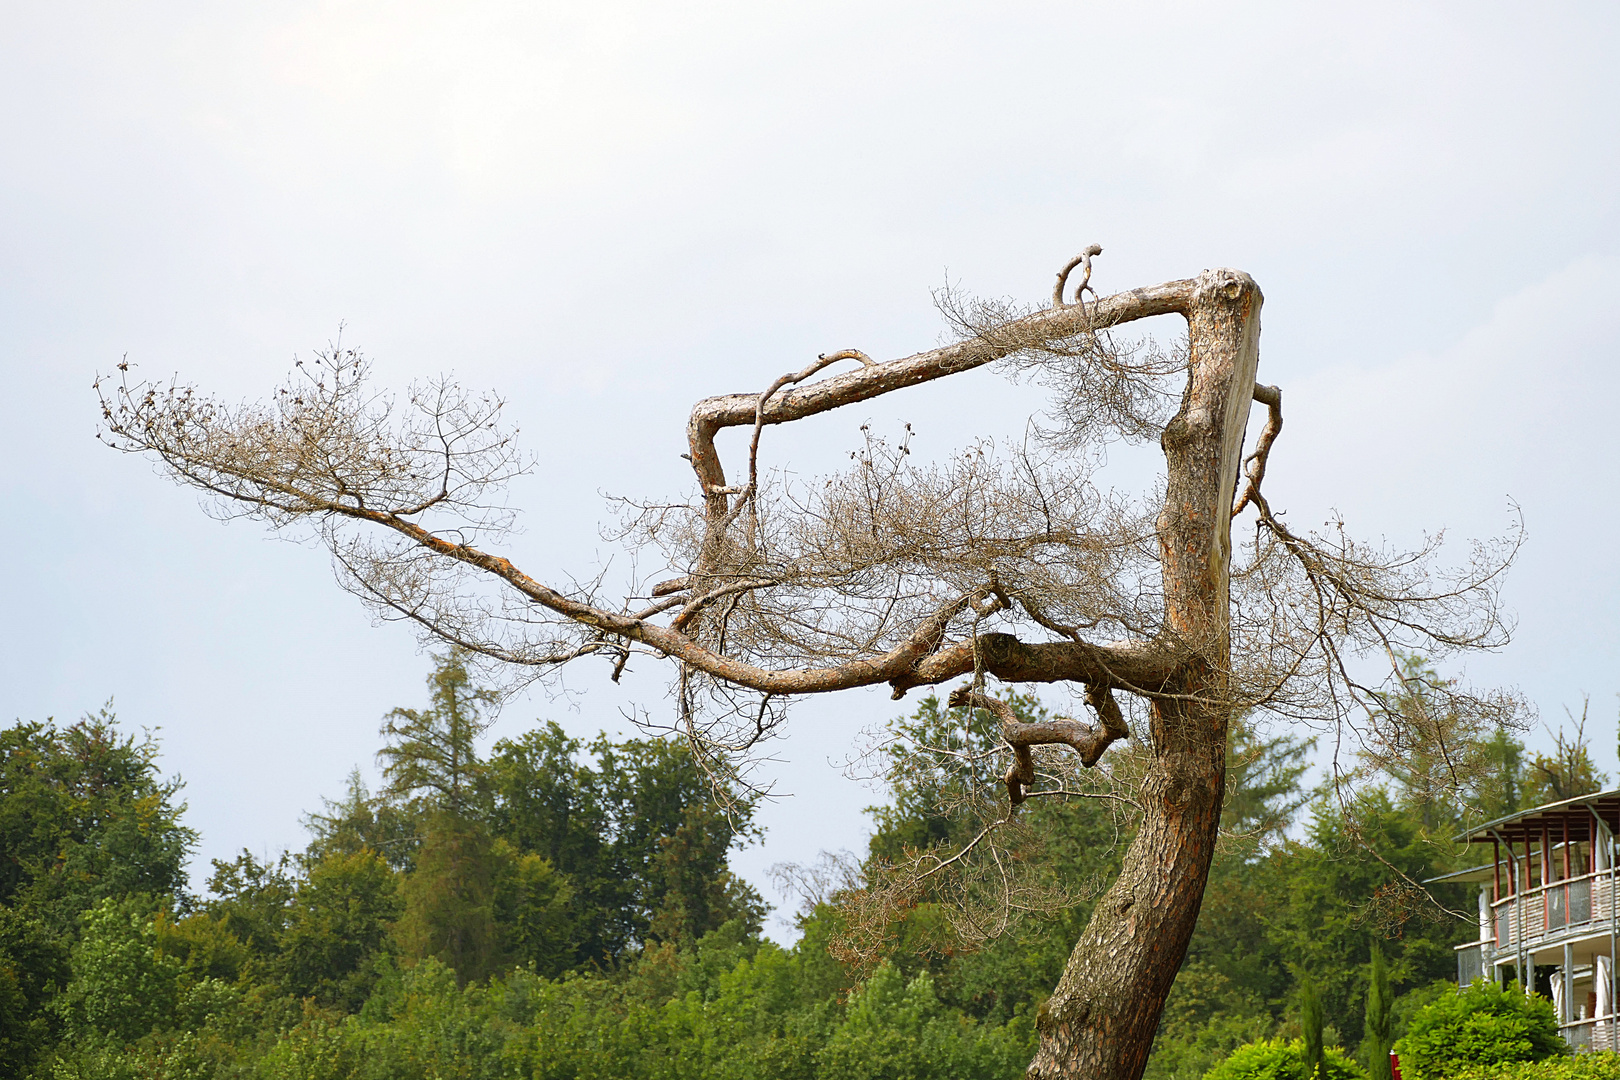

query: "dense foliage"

left=0, top=654, right=1608, bottom=1078
left=1452, top=1058, right=1620, bottom=1080
left=1394, top=979, right=1567, bottom=1080
left=1202, top=1038, right=1367, bottom=1080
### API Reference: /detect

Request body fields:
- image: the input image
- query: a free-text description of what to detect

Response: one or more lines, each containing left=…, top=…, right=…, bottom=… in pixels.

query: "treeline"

left=0, top=654, right=1608, bottom=1079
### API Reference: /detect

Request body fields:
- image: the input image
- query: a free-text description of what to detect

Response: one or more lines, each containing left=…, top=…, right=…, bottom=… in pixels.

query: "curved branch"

left=949, top=684, right=1129, bottom=805
left=743, top=350, right=877, bottom=513
left=685, top=276, right=1196, bottom=523
left=1052, top=244, right=1104, bottom=309
left=1232, top=382, right=1282, bottom=518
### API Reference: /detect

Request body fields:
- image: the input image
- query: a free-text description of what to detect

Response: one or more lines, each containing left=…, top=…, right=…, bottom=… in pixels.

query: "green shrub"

left=816, top=960, right=1034, bottom=1080
left=1452, top=1052, right=1620, bottom=1079
left=1393, top=982, right=1565, bottom=1080
left=1204, top=1037, right=1368, bottom=1080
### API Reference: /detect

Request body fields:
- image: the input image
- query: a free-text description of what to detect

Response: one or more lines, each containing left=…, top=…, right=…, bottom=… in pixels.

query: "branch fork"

left=1052, top=244, right=1104, bottom=309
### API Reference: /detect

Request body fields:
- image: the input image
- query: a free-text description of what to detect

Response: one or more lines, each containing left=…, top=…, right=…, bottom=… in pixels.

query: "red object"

left=1390, top=1051, right=1403, bottom=1080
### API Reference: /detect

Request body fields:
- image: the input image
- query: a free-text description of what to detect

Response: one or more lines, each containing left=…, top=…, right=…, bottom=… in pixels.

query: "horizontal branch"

left=686, top=278, right=1197, bottom=511
left=889, top=632, right=1182, bottom=699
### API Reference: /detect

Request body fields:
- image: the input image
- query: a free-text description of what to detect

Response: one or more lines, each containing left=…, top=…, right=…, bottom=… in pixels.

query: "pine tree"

left=377, top=652, right=501, bottom=983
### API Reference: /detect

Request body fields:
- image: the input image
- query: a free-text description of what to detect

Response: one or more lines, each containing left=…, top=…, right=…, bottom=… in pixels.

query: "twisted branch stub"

left=1232, top=382, right=1283, bottom=519
left=949, top=682, right=1129, bottom=806
left=651, top=576, right=692, bottom=597
left=1052, top=244, right=1104, bottom=309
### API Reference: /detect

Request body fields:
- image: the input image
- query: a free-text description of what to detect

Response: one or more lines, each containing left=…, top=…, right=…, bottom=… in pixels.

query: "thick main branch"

left=685, top=278, right=1195, bottom=522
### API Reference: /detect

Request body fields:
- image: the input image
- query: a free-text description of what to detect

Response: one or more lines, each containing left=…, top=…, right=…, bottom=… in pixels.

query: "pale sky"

left=3, top=1, right=1617, bottom=939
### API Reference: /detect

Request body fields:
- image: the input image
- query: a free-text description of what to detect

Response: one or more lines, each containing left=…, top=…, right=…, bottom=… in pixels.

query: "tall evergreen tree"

left=394, top=813, right=501, bottom=984
left=1361, top=945, right=1394, bottom=1080
left=374, top=652, right=500, bottom=982
left=377, top=649, right=497, bottom=818
left=1299, top=975, right=1325, bottom=1080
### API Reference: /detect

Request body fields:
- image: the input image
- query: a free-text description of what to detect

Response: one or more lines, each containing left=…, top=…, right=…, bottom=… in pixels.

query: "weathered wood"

left=1028, top=269, right=1262, bottom=1080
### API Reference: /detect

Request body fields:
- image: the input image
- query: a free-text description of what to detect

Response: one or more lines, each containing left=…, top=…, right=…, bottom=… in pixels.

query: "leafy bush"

left=1393, top=982, right=1565, bottom=1080
left=1452, top=1052, right=1620, bottom=1080
left=1203, top=1037, right=1368, bottom=1080
left=816, top=960, right=1034, bottom=1080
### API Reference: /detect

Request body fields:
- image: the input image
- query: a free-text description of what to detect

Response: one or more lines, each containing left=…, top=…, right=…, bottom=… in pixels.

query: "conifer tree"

left=1361, top=946, right=1394, bottom=1080
left=377, top=650, right=496, bottom=817
left=1300, top=975, right=1325, bottom=1080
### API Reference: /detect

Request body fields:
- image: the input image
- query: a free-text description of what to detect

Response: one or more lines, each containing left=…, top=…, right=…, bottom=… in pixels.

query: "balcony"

left=1446, top=790, right=1620, bottom=1053
left=1491, top=872, right=1608, bottom=952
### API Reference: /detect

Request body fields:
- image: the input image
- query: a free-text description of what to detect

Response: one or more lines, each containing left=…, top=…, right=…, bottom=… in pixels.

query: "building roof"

left=1456, top=789, right=1620, bottom=846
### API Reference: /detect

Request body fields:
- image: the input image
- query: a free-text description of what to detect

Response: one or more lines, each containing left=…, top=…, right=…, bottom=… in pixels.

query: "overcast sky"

left=3, top=1, right=1617, bottom=939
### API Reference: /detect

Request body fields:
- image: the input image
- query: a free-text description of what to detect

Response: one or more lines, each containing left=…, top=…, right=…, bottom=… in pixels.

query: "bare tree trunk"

left=1029, top=270, right=1262, bottom=1080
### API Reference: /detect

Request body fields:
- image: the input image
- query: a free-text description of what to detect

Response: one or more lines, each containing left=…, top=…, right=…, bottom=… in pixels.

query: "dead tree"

left=98, top=252, right=1518, bottom=1080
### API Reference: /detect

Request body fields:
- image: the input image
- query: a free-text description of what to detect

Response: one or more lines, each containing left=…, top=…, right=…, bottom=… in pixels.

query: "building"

left=1442, top=789, right=1620, bottom=1051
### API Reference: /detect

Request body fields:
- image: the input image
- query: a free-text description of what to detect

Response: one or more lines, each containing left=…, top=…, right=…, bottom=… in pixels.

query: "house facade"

left=1447, top=790, right=1620, bottom=1051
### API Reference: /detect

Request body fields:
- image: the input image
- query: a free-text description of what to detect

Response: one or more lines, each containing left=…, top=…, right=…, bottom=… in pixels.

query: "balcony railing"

left=1491, top=872, right=1613, bottom=950
left=1561, top=1015, right=1618, bottom=1052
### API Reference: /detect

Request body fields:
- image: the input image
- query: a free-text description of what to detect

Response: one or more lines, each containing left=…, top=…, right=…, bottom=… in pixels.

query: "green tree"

left=1300, top=976, right=1326, bottom=1080
left=1361, top=947, right=1394, bottom=1080
left=51, top=895, right=182, bottom=1044
left=0, top=710, right=194, bottom=932
left=275, top=849, right=401, bottom=1010
left=1263, top=790, right=1469, bottom=1052
left=372, top=652, right=507, bottom=985
left=377, top=650, right=497, bottom=819
left=483, top=722, right=764, bottom=967
left=1220, top=720, right=1313, bottom=855
left=304, top=768, right=420, bottom=872
left=1472, top=727, right=1527, bottom=822
left=833, top=692, right=1127, bottom=1019
left=394, top=812, right=501, bottom=985
left=491, top=842, right=575, bottom=977
left=0, top=904, right=68, bottom=1078
left=201, top=849, right=295, bottom=973
left=1521, top=702, right=1607, bottom=809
